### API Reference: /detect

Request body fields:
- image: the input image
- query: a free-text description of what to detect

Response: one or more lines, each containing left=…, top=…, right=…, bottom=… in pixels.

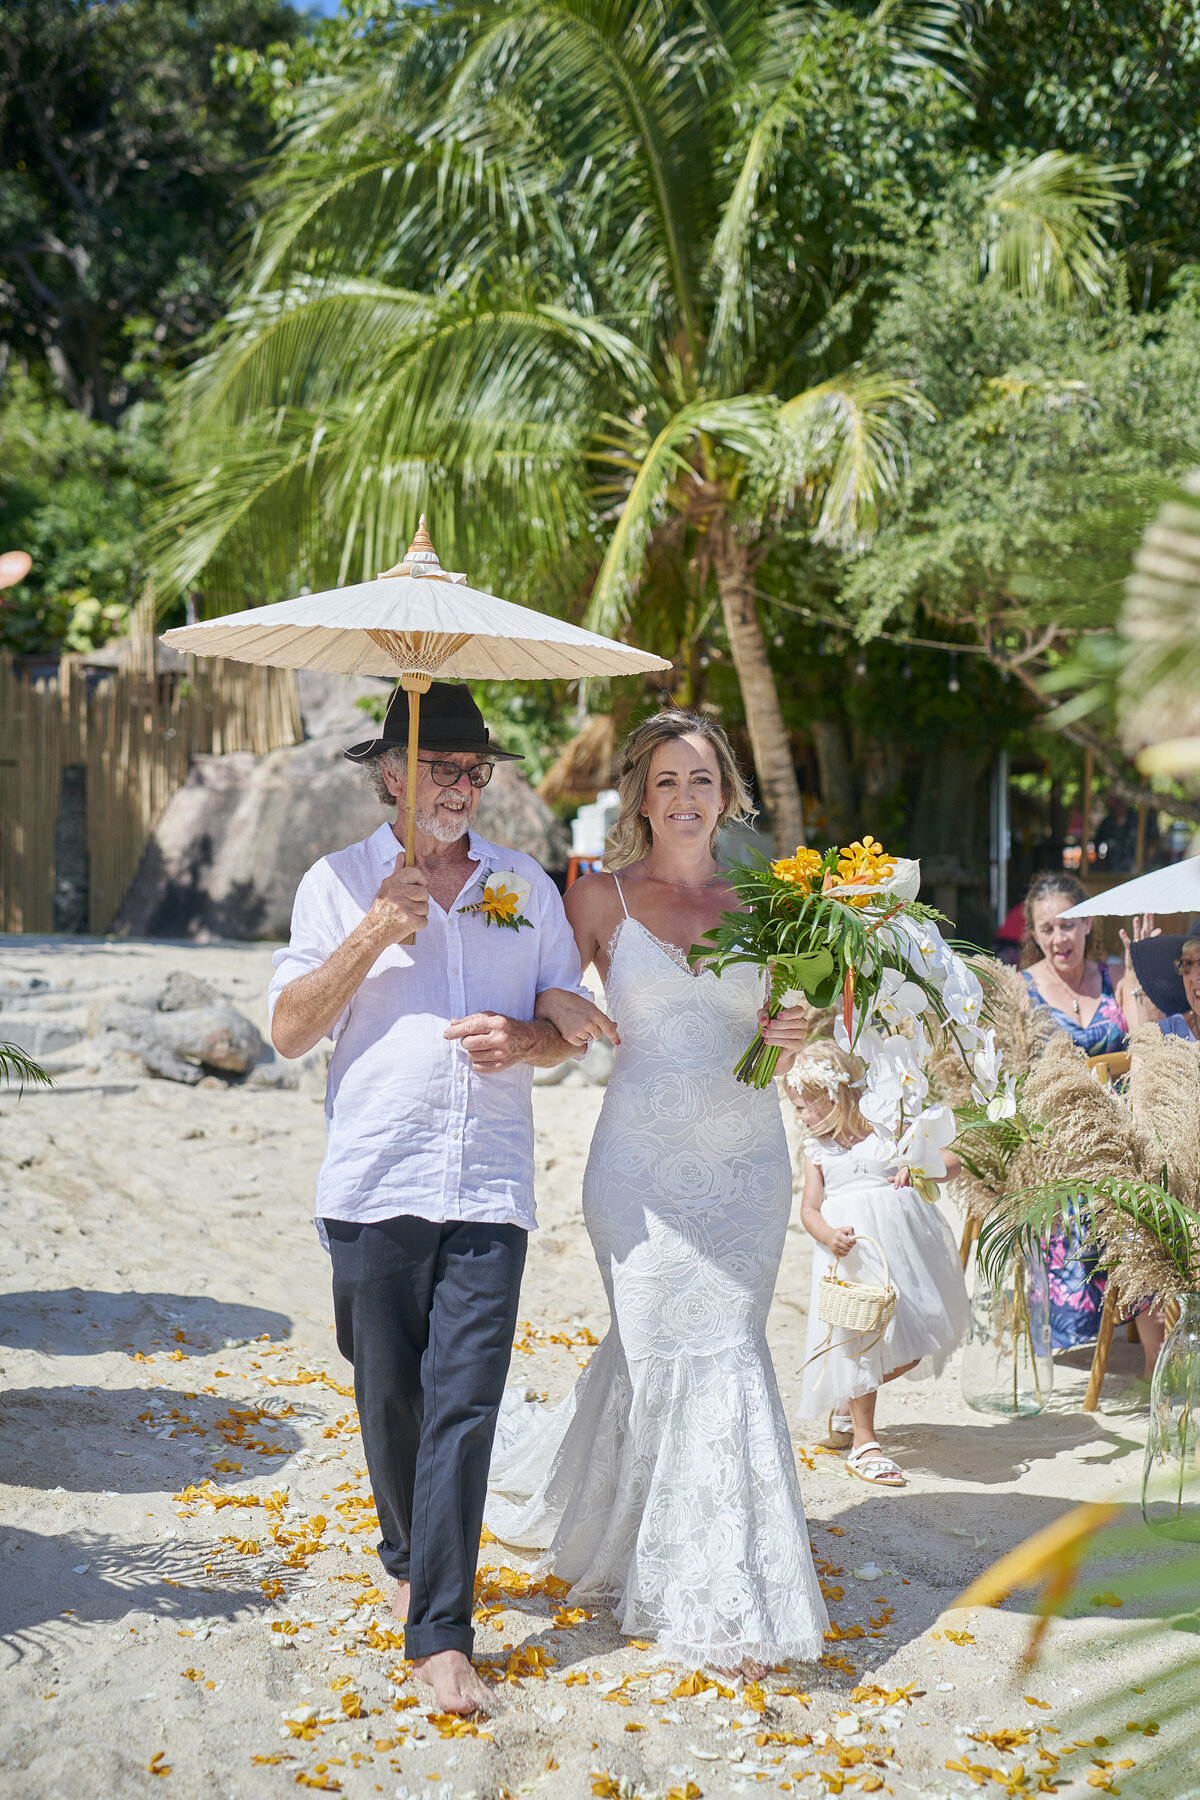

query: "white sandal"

left=846, top=1441, right=905, bottom=1487
left=827, top=1408, right=853, bottom=1445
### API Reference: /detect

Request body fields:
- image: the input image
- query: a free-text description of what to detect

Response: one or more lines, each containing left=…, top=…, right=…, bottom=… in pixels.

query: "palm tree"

left=151, top=0, right=1125, bottom=850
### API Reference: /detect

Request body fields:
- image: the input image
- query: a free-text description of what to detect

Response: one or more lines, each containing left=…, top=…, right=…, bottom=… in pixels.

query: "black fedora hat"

left=344, top=680, right=522, bottom=763
left=1130, top=917, right=1200, bottom=1017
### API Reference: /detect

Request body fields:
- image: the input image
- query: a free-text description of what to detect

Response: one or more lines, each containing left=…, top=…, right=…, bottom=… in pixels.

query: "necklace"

left=1046, top=963, right=1089, bottom=1017
left=640, top=866, right=724, bottom=891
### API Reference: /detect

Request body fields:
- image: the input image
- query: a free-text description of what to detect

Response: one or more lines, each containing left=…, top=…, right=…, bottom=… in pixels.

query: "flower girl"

left=788, top=1041, right=970, bottom=1487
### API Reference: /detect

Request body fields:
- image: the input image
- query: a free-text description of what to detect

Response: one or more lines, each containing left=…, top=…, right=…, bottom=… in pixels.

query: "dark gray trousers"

left=325, top=1214, right=527, bottom=1661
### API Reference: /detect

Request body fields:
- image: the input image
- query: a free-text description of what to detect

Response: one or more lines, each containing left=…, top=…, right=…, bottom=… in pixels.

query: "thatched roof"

left=538, top=714, right=616, bottom=807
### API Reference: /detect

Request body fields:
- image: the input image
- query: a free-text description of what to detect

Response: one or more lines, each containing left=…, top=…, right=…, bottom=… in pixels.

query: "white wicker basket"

left=817, top=1234, right=897, bottom=1338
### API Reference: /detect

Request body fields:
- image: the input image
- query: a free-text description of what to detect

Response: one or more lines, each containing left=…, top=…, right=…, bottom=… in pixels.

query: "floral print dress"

left=1021, top=966, right=1129, bottom=1349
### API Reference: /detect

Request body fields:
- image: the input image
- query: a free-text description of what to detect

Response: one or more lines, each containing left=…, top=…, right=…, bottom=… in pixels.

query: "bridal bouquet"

left=692, top=837, right=1009, bottom=1176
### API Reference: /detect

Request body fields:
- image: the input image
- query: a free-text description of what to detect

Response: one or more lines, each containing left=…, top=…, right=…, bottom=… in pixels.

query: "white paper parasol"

left=163, top=518, right=669, bottom=914
left=1059, top=855, right=1200, bottom=918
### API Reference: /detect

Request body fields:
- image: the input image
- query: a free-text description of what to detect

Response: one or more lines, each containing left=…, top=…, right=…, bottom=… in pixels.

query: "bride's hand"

left=758, top=1001, right=811, bottom=1053
left=534, top=986, right=620, bottom=1047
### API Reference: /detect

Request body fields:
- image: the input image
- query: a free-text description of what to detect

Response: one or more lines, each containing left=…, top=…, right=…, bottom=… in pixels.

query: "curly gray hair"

left=362, top=747, right=407, bottom=807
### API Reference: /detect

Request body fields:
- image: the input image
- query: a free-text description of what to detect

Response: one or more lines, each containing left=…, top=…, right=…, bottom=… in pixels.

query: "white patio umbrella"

left=163, top=518, right=670, bottom=902
left=1059, top=855, right=1200, bottom=918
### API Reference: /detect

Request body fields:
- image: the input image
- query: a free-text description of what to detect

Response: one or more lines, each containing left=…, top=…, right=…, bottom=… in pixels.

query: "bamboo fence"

left=0, top=652, right=301, bottom=934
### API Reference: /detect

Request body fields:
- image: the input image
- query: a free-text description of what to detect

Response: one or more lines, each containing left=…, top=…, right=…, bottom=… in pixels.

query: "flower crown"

left=785, top=1053, right=857, bottom=1100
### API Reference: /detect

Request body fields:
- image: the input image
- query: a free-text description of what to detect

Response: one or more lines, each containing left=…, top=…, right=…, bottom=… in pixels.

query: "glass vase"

left=1142, top=1296, right=1200, bottom=1542
left=961, top=1253, right=1053, bottom=1417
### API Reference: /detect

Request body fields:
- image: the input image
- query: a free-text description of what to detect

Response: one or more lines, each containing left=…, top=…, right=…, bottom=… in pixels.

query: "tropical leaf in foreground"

left=976, top=1175, right=1199, bottom=1291
left=0, top=1043, right=53, bottom=1093
left=953, top=1503, right=1200, bottom=1781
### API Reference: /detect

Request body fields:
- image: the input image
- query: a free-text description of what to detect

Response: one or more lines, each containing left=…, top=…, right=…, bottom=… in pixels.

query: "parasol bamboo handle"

left=399, top=672, right=431, bottom=947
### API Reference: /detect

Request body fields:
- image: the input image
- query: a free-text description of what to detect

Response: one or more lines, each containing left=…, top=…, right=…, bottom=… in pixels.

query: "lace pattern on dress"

left=606, top=916, right=693, bottom=976
left=486, top=905, right=827, bottom=1666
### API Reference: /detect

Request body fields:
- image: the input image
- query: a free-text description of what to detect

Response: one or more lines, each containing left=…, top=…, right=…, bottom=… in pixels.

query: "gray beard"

left=414, top=800, right=471, bottom=843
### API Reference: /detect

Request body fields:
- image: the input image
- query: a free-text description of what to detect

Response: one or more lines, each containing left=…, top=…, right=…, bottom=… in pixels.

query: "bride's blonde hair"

left=604, top=710, right=756, bottom=870
left=784, top=1042, right=870, bottom=1142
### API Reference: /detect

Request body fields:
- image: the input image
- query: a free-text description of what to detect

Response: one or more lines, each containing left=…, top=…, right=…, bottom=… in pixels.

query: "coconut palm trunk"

left=712, top=523, right=804, bottom=852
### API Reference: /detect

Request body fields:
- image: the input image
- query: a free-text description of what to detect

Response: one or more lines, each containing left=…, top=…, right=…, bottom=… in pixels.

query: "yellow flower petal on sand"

left=148, top=1752, right=171, bottom=1777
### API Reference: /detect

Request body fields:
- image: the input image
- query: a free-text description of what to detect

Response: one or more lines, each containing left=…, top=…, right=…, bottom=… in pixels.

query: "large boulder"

left=91, top=974, right=265, bottom=1083
left=116, top=723, right=570, bottom=941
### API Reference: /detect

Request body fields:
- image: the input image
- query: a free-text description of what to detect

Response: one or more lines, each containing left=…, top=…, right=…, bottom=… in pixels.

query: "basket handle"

left=848, top=1231, right=893, bottom=1295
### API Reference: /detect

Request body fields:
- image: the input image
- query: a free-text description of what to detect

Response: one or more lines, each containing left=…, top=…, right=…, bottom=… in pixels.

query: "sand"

left=0, top=934, right=1189, bottom=1800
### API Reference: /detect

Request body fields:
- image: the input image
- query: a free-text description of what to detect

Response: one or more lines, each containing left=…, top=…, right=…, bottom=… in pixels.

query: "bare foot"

left=714, top=1658, right=770, bottom=1681
left=411, top=1648, right=492, bottom=1717
left=391, top=1579, right=410, bottom=1623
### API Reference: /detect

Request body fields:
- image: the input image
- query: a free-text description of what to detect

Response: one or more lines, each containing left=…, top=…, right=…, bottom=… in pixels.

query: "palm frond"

left=980, top=151, right=1131, bottom=306
left=776, top=367, right=934, bottom=548
left=0, top=1043, right=53, bottom=1093
left=977, top=1175, right=1198, bottom=1289
left=445, top=0, right=719, bottom=351
left=1120, top=473, right=1200, bottom=758
left=584, top=391, right=779, bottom=636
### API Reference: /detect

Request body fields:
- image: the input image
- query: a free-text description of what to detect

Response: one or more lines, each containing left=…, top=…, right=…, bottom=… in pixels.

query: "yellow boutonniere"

left=459, top=869, right=533, bottom=932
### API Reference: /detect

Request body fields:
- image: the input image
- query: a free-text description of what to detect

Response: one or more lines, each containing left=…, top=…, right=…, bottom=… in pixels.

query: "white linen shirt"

left=268, top=822, right=585, bottom=1238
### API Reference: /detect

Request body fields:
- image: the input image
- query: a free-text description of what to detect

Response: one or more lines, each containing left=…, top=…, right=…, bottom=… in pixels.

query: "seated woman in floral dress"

left=1016, top=872, right=1157, bottom=1367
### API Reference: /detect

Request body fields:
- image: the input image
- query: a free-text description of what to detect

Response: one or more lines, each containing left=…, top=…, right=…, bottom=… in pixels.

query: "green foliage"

left=0, top=0, right=302, bottom=422
left=692, top=850, right=954, bottom=1084
left=838, top=246, right=1200, bottom=649
left=977, top=1175, right=1200, bottom=1288
left=967, top=1, right=1200, bottom=271
left=0, top=1042, right=53, bottom=1093
left=0, top=374, right=167, bottom=655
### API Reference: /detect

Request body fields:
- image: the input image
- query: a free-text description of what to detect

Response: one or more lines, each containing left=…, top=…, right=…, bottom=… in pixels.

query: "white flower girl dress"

left=799, top=1133, right=969, bottom=1418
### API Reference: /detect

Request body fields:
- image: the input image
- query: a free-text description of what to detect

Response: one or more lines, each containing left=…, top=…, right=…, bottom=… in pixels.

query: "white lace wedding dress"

left=486, top=886, right=828, bottom=1667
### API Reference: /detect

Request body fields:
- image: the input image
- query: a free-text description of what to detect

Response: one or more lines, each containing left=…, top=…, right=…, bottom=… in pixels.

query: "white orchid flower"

left=970, top=1028, right=1002, bottom=1104
left=860, top=1084, right=904, bottom=1133
left=863, top=1037, right=929, bottom=1122
left=941, top=964, right=985, bottom=1030
left=897, top=1103, right=958, bottom=1178
left=483, top=869, right=532, bottom=909
left=986, top=1074, right=1018, bottom=1121
left=888, top=915, right=955, bottom=986
left=874, top=966, right=927, bottom=1028
left=833, top=1013, right=887, bottom=1061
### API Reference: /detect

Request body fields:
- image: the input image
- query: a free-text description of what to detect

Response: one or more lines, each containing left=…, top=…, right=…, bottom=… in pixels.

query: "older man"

left=269, top=681, right=609, bottom=1715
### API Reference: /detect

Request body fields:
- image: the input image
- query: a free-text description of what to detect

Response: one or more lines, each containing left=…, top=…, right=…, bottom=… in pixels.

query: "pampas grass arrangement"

left=977, top=1024, right=1200, bottom=1307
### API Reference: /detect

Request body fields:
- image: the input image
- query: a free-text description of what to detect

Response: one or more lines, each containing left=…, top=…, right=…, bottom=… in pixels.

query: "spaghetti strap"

left=612, top=872, right=630, bottom=918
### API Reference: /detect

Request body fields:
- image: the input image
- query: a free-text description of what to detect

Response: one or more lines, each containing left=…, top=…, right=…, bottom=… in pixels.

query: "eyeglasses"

left=418, top=756, right=494, bottom=789
left=1176, top=957, right=1200, bottom=977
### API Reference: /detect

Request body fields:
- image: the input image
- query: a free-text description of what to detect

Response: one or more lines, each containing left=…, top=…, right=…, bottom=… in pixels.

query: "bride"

left=486, top=710, right=827, bottom=1674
